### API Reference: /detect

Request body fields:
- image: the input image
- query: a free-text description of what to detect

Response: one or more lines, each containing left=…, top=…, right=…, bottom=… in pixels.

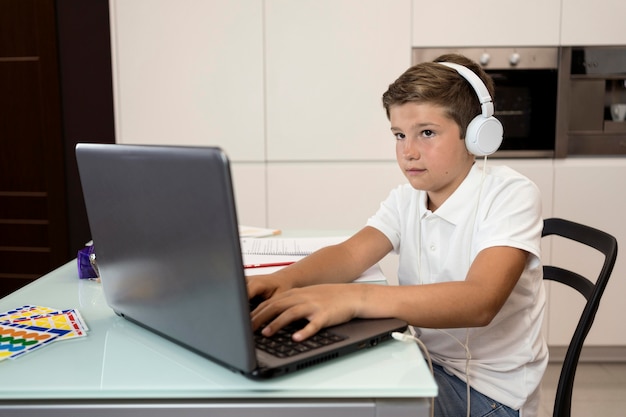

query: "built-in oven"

left=556, top=46, right=626, bottom=157
left=412, top=47, right=559, bottom=158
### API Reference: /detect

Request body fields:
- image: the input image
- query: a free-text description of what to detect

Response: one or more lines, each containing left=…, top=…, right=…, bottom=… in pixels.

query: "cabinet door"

left=561, top=0, right=626, bottom=45
left=265, top=0, right=411, bottom=161
left=267, top=162, right=406, bottom=230
left=551, top=159, right=626, bottom=345
left=231, top=163, right=267, bottom=227
left=412, top=0, right=560, bottom=47
left=109, top=0, right=265, bottom=162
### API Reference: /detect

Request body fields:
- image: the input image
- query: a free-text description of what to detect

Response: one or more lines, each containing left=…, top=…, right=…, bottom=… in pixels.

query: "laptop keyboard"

left=255, top=320, right=346, bottom=358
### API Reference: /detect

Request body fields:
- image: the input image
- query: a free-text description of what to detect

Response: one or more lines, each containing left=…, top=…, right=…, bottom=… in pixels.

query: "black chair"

left=541, top=217, right=618, bottom=417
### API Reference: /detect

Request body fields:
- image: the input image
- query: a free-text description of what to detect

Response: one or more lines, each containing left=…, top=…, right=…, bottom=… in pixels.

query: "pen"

left=243, top=261, right=296, bottom=269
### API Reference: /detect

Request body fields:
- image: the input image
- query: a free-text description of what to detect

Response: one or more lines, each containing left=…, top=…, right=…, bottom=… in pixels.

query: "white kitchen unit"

left=550, top=158, right=626, bottom=346
left=109, top=0, right=265, bottom=162
left=266, top=161, right=407, bottom=230
left=230, top=163, right=267, bottom=227
left=561, top=0, right=626, bottom=45
left=411, top=0, right=560, bottom=47
left=264, top=0, right=411, bottom=161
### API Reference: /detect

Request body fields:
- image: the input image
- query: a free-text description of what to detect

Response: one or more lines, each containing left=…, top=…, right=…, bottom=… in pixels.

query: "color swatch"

left=0, top=305, right=88, bottom=361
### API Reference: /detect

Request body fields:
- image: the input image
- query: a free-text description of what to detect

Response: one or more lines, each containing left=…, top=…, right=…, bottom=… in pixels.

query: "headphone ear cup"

left=465, top=116, right=503, bottom=156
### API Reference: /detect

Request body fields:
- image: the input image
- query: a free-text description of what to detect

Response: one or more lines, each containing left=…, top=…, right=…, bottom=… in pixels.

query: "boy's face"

left=389, top=102, right=475, bottom=210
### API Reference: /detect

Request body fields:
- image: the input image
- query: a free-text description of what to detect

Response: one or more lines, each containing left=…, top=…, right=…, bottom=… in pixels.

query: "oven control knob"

left=509, top=52, right=521, bottom=66
left=479, top=53, right=490, bottom=66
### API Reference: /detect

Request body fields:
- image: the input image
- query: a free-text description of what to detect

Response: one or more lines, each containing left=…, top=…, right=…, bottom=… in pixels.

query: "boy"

left=248, top=54, right=548, bottom=417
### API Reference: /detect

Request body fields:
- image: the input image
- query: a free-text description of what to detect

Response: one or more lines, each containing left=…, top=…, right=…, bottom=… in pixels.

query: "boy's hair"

left=382, top=53, right=495, bottom=140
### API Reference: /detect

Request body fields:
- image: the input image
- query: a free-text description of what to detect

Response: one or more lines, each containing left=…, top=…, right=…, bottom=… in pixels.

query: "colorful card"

left=0, top=322, right=71, bottom=361
left=0, top=305, right=88, bottom=361
left=0, top=305, right=57, bottom=322
left=12, top=309, right=88, bottom=340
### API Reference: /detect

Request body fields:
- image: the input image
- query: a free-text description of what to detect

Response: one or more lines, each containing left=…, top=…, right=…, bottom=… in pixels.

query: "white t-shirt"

left=367, top=163, right=548, bottom=413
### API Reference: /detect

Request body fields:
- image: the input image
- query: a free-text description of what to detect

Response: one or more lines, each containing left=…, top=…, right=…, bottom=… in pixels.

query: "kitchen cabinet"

left=411, top=0, right=560, bottom=47
left=266, top=161, right=406, bottom=230
left=561, top=0, right=626, bottom=45
left=230, top=164, right=267, bottom=227
left=109, top=0, right=265, bottom=162
left=550, top=158, right=626, bottom=346
left=264, top=0, right=411, bottom=161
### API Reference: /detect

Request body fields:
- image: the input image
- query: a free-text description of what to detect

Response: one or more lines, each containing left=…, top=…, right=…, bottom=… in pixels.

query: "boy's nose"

left=402, top=138, right=420, bottom=160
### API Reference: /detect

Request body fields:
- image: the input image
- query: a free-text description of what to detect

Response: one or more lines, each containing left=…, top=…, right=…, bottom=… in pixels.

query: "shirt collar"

left=418, top=163, right=483, bottom=224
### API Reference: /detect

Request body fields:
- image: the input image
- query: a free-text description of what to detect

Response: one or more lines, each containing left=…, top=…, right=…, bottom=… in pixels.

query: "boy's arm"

left=253, top=244, right=528, bottom=342
left=355, top=245, right=528, bottom=328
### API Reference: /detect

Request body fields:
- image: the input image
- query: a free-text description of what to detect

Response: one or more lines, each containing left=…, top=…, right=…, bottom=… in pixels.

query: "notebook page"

left=240, top=236, right=349, bottom=256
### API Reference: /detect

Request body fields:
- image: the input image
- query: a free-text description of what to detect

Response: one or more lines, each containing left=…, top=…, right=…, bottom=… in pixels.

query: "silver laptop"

left=76, top=143, right=407, bottom=379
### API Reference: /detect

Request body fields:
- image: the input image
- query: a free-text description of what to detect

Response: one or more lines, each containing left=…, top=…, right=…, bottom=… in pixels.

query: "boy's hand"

left=246, top=273, right=291, bottom=301
left=250, top=284, right=359, bottom=342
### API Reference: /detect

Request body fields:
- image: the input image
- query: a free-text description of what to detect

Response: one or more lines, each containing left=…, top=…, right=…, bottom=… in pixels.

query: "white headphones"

left=439, top=62, right=503, bottom=156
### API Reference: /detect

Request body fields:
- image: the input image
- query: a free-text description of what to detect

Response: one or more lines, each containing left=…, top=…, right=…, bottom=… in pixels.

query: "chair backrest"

left=541, top=217, right=618, bottom=417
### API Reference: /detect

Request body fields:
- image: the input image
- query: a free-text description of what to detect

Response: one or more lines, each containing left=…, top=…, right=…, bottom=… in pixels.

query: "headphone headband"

left=439, top=62, right=494, bottom=118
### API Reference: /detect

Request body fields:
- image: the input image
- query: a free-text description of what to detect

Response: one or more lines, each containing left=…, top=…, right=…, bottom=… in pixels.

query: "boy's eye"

left=394, top=132, right=406, bottom=140
left=422, top=130, right=435, bottom=138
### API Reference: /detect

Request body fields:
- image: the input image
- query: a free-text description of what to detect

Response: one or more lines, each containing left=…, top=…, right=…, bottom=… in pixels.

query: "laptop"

left=75, top=143, right=407, bottom=379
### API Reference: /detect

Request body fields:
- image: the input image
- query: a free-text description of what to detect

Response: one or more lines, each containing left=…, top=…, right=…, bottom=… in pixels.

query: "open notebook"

left=241, top=237, right=387, bottom=282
